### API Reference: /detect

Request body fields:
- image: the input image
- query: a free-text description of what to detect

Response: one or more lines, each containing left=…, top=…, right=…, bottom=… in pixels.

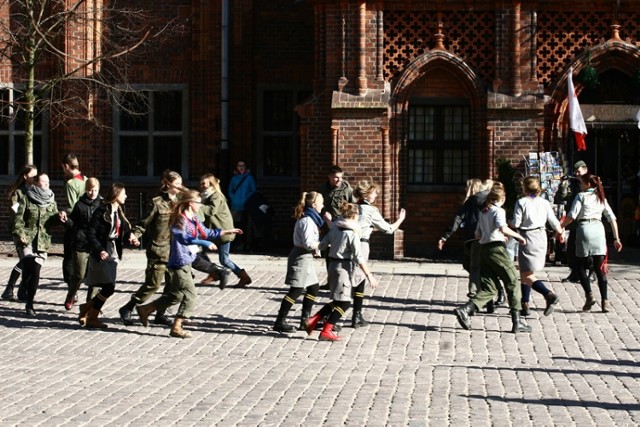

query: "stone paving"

left=1, top=246, right=640, bottom=426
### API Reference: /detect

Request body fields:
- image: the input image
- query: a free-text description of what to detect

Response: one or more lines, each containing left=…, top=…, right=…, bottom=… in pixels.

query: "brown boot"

left=236, top=269, right=252, bottom=288
left=78, top=301, right=93, bottom=326
left=86, top=308, right=108, bottom=329
left=199, top=274, right=216, bottom=285
left=602, top=299, right=609, bottom=313
left=169, top=317, right=192, bottom=338
left=136, top=303, right=157, bottom=327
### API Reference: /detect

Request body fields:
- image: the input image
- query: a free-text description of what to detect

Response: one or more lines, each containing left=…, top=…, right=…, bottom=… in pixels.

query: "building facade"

left=1, top=1, right=639, bottom=258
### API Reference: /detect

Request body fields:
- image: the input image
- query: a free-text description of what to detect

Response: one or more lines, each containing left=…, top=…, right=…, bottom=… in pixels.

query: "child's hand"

left=224, top=228, right=243, bottom=235
left=368, top=275, right=378, bottom=291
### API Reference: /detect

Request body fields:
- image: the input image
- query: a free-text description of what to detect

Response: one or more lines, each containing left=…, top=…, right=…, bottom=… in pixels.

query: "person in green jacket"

left=118, top=170, right=183, bottom=326
left=61, top=154, right=87, bottom=294
left=2, top=164, right=38, bottom=302
left=12, top=173, right=66, bottom=316
left=199, top=173, right=252, bottom=287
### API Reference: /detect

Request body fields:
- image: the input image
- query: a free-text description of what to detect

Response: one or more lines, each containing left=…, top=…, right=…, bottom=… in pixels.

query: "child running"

left=136, top=190, right=242, bottom=338
left=304, top=202, right=377, bottom=341
left=272, top=191, right=331, bottom=333
left=454, top=182, right=531, bottom=334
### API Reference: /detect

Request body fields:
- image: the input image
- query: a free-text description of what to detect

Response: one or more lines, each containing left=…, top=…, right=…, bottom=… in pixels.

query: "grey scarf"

left=27, top=186, right=55, bottom=207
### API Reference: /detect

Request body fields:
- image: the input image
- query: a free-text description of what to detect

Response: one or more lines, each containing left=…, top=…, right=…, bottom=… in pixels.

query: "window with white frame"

left=258, top=89, right=310, bottom=178
left=408, top=102, right=470, bottom=185
left=113, top=87, right=188, bottom=177
left=0, top=87, right=46, bottom=175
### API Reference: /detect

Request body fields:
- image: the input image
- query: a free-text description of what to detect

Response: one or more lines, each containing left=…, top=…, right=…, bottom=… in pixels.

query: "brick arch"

left=546, top=42, right=640, bottom=149
left=549, top=41, right=640, bottom=111
left=391, top=50, right=486, bottom=110
left=387, top=51, right=490, bottom=258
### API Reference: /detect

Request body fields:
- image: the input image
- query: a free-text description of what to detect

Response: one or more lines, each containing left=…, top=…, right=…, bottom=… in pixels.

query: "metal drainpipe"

left=221, top=0, right=230, bottom=152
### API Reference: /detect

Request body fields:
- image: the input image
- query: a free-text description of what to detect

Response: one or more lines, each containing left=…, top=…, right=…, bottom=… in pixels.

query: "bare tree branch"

left=0, top=0, right=178, bottom=163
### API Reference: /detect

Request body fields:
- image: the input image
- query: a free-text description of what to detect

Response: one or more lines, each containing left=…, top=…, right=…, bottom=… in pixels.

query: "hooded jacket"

left=441, top=189, right=489, bottom=242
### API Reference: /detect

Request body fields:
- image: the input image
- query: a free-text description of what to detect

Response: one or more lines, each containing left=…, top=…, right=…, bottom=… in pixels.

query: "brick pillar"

left=358, top=1, right=368, bottom=96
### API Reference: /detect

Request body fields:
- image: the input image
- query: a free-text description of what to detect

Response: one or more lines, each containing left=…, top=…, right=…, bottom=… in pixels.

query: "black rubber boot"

left=119, top=300, right=136, bottom=326
left=273, top=315, right=297, bottom=333
left=485, top=300, right=495, bottom=314
left=454, top=302, right=476, bottom=330
left=153, top=309, right=173, bottom=326
left=1, top=283, right=16, bottom=301
left=298, top=309, right=311, bottom=331
left=511, top=310, right=532, bottom=333
left=218, top=267, right=231, bottom=290
left=351, top=311, right=370, bottom=328
left=520, top=302, right=530, bottom=316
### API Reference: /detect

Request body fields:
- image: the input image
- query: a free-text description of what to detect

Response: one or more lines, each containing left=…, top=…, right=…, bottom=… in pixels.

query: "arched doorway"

left=391, top=53, right=487, bottom=257
left=572, top=69, right=640, bottom=243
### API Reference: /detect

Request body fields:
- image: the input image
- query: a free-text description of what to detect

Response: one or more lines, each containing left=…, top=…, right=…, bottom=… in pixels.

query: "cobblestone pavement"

left=1, top=244, right=639, bottom=426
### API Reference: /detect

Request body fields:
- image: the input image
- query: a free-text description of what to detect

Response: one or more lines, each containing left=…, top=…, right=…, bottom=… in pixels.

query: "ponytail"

left=293, top=191, right=320, bottom=219
left=580, top=174, right=606, bottom=203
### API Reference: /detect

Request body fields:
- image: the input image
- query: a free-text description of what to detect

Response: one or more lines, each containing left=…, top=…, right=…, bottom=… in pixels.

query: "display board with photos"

left=524, top=151, right=565, bottom=202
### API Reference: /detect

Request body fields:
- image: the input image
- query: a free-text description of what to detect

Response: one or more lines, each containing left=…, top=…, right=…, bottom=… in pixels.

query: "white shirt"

left=568, top=190, right=616, bottom=222
left=512, top=195, right=560, bottom=231
left=292, top=216, right=320, bottom=252
left=476, top=205, right=507, bottom=245
left=358, top=202, right=394, bottom=240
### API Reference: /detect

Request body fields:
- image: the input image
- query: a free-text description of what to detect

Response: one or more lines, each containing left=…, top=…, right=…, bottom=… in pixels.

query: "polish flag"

left=568, top=68, right=587, bottom=151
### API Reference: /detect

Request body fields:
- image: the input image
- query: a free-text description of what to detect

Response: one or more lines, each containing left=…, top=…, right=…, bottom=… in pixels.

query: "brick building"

left=2, top=1, right=639, bottom=258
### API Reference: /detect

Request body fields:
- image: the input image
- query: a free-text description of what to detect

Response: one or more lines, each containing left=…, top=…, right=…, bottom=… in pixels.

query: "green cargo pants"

left=471, top=241, right=521, bottom=312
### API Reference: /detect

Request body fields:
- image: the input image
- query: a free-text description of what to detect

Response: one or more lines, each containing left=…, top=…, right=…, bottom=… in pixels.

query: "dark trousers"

left=577, top=255, right=608, bottom=299
left=22, top=257, right=43, bottom=307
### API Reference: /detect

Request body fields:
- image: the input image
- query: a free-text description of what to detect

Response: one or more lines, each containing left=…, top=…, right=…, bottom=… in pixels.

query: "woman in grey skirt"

left=272, top=191, right=331, bottom=333
left=561, top=174, right=622, bottom=312
left=512, top=176, right=564, bottom=317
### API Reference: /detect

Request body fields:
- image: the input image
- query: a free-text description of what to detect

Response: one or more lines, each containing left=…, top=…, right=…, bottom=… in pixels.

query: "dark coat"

left=442, top=190, right=489, bottom=242
left=66, top=194, right=103, bottom=252
left=87, top=203, right=132, bottom=261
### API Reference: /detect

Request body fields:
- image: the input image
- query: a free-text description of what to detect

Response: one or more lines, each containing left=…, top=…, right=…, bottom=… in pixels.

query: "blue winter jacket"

left=228, top=171, right=256, bottom=212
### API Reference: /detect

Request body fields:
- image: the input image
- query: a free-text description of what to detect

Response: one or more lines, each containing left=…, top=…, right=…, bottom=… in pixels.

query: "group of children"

left=273, top=169, right=406, bottom=342
left=3, top=157, right=623, bottom=341
left=2, top=158, right=244, bottom=338
left=452, top=171, right=622, bottom=334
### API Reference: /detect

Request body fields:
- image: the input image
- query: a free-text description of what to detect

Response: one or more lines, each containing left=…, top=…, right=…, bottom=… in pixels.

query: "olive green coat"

left=199, top=190, right=235, bottom=243
left=132, top=193, right=174, bottom=263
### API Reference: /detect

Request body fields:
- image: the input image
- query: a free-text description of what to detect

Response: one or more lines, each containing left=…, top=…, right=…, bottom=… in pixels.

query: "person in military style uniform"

left=118, top=170, right=185, bottom=326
